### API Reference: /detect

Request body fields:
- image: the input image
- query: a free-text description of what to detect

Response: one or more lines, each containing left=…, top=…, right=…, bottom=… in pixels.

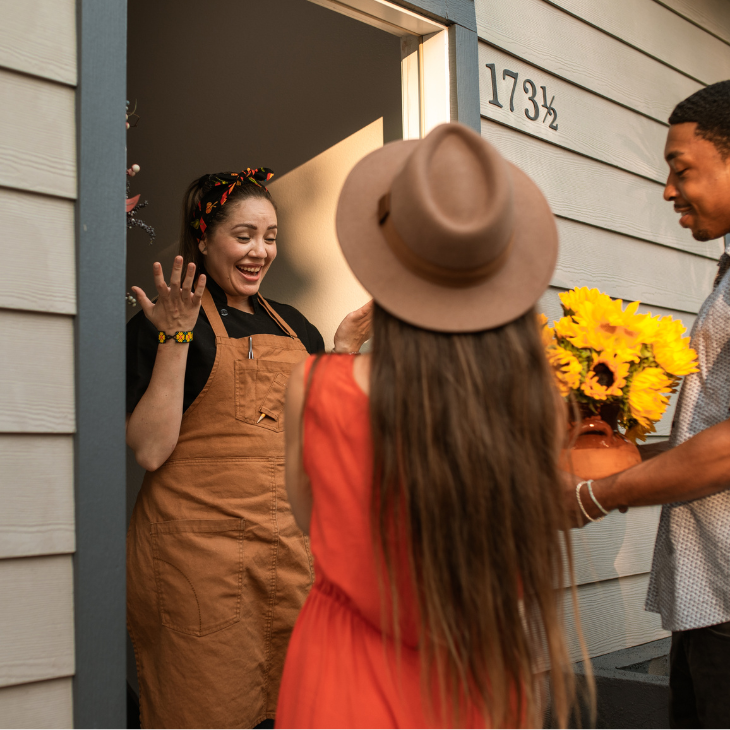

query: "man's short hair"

left=670, top=80, right=730, bottom=158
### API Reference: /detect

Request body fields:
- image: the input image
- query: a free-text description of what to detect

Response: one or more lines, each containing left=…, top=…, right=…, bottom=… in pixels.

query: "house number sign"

left=485, top=63, right=559, bottom=131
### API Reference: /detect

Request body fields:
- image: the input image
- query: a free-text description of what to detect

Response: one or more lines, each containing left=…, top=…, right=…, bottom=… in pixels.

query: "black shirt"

left=126, top=275, right=325, bottom=413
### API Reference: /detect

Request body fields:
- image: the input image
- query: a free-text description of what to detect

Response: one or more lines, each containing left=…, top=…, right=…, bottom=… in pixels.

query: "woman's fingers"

left=357, top=299, right=375, bottom=318
left=192, top=274, right=207, bottom=306
left=181, top=262, right=196, bottom=297
left=152, top=262, right=169, bottom=299
left=332, top=299, right=374, bottom=353
left=169, top=256, right=184, bottom=296
left=354, top=299, right=374, bottom=328
left=131, top=286, right=155, bottom=320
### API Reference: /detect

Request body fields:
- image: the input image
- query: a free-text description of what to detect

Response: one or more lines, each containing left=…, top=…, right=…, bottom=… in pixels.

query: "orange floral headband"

left=190, top=168, right=274, bottom=241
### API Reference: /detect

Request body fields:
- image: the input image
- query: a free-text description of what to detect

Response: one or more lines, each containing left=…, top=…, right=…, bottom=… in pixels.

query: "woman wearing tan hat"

left=276, top=124, right=591, bottom=728
left=125, top=170, right=371, bottom=728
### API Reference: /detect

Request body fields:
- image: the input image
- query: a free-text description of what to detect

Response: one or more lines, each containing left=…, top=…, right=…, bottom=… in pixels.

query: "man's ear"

left=198, top=237, right=208, bottom=255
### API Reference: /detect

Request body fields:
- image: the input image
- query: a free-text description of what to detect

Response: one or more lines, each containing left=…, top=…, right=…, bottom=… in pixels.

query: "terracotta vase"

left=559, top=404, right=641, bottom=480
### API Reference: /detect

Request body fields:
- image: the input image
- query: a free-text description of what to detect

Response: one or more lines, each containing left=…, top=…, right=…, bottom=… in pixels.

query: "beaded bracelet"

left=158, top=330, right=193, bottom=344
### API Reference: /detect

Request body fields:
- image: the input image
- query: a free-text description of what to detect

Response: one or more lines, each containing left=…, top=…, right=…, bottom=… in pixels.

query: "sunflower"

left=627, top=367, right=674, bottom=430
left=538, top=313, right=555, bottom=349
left=569, top=298, right=646, bottom=361
left=649, top=315, right=699, bottom=376
left=559, top=287, right=613, bottom=316
left=540, top=287, right=695, bottom=436
left=547, top=345, right=583, bottom=396
left=580, top=352, right=630, bottom=400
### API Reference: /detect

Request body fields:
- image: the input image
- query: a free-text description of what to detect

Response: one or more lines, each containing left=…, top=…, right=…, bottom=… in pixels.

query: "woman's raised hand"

left=131, top=256, right=206, bottom=335
left=333, top=299, right=374, bottom=354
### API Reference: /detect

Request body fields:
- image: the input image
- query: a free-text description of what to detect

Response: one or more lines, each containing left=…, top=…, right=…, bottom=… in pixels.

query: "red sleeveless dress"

left=276, top=355, right=492, bottom=728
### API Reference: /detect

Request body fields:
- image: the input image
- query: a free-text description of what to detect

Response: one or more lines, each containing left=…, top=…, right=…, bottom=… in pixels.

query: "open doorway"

left=125, top=0, right=450, bottom=720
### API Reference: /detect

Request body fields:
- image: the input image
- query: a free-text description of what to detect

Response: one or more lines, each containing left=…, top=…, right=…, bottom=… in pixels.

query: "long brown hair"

left=178, top=173, right=276, bottom=279
left=369, top=302, right=592, bottom=727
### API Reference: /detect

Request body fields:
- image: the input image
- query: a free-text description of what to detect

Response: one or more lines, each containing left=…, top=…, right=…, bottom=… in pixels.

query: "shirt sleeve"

left=126, top=310, right=160, bottom=414
left=305, top=320, right=325, bottom=355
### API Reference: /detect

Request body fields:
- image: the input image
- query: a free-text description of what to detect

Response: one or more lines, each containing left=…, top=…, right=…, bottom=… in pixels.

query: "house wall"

left=475, top=0, right=730, bottom=660
left=0, top=0, right=77, bottom=726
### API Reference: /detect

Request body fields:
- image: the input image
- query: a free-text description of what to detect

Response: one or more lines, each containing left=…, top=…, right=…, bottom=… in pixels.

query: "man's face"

left=664, top=122, right=730, bottom=241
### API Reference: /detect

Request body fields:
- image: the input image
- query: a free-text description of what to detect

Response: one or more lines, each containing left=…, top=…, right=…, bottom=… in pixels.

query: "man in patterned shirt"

left=566, top=80, right=730, bottom=727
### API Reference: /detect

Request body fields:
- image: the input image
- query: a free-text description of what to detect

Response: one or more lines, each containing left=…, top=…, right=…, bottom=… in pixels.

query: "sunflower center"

left=593, top=363, right=615, bottom=387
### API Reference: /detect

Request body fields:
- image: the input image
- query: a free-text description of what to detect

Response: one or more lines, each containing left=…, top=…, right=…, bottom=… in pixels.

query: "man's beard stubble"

left=693, top=228, right=713, bottom=241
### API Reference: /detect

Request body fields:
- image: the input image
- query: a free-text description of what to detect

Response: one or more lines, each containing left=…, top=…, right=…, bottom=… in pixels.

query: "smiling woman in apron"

left=125, top=169, right=372, bottom=729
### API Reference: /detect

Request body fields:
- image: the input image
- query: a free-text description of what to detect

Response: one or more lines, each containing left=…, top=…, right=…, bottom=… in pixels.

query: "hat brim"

left=336, top=138, right=558, bottom=332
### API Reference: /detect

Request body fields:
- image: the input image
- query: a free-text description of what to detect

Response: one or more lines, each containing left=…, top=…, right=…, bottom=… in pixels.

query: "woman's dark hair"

left=368, top=302, right=592, bottom=727
left=179, top=173, right=277, bottom=279
left=669, top=80, right=730, bottom=159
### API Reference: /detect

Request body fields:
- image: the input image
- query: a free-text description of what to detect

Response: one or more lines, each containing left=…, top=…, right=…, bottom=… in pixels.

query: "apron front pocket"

left=151, top=518, right=244, bottom=637
left=235, top=360, right=295, bottom=432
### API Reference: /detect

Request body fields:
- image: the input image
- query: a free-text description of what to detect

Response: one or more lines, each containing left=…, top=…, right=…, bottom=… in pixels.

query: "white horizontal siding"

left=0, top=6, right=78, bottom=723
left=546, top=0, right=730, bottom=83
left=0, top=555, right=75, bottom=688
left=478, top=42, right=669, bottom=183
left=0, top=68, right=76, bottom=199
left=0, top=310, right=75, bottom=434
left=566, top=573, right=669, bottom=662
left=0, top=435, right=75, bottom=559
left=655, top=0, right=730, bottom=47
left=0, top=677, right=73, bottom=729
left=554, top=218, right=715, bottom=314
left=568, top=507, right=661, bottom=587
left=482, top=118, right=722, bottom=258
left=0, top=0, right=76, bottom=85
left=0, top=189, right=76, bottom=315
left=476, top=0, right=701, bottom=123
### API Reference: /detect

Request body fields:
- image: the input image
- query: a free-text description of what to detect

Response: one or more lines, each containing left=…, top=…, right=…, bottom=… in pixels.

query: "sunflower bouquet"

left=540, top=287, right=699, bottom=442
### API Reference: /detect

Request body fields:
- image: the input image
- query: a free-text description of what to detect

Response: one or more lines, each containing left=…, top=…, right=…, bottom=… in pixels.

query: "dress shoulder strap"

left=257, top=294, right=298, bottom=339
left=201, top=289, right=228, bottom=339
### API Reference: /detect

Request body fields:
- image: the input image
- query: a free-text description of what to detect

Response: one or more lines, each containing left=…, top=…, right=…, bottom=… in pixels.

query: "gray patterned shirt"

left=645, top=237, right=730, bottom=632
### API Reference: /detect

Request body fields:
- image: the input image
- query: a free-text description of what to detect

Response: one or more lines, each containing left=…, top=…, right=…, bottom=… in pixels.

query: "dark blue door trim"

left=74, top=0, right=128, bottom=726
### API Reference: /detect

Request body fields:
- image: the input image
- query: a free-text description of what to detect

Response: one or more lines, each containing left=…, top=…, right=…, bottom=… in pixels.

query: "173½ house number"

left=485, top=63, right=558, bottom=131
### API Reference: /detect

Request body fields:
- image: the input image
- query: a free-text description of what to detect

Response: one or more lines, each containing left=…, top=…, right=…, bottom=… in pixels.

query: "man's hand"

left=562, top=471, right=628, bottom=528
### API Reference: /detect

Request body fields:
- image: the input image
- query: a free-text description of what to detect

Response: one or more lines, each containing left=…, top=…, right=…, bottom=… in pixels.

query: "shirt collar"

left=202, top=268, right=258, bottom=312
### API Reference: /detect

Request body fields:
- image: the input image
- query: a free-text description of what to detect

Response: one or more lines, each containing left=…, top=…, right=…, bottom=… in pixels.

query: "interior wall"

left=126, top=0, right=402, bottom=317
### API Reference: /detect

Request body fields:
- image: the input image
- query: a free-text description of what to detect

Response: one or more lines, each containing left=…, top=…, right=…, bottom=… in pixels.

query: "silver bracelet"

left=575, top=480, right=604, bottom=523
left=586, top=479, right=610, bottom=516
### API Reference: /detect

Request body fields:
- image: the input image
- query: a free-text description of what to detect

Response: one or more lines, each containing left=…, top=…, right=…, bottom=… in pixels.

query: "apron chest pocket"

left=235, top=360, right=294, bottom=432
left=151, top=518, right=244, bottom=637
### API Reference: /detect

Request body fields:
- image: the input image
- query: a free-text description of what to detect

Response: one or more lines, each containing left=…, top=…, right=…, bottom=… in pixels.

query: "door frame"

left=73, top=1, right=479, bottom=727
left=74, top=0, right=128, bottom=727
left=309, top=0, right=480, bottom=135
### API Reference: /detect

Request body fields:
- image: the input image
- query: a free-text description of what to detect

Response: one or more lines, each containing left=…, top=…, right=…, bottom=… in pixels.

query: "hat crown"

left=389, top=124, right=514, bottom=271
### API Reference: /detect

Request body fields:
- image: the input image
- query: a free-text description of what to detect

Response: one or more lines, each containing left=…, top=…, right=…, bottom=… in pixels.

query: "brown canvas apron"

left=127, top=289, right=313, bottom=729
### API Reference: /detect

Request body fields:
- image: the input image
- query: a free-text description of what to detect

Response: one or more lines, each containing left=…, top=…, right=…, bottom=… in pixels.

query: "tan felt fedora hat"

left=336, top=122, right=558, bottom=332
